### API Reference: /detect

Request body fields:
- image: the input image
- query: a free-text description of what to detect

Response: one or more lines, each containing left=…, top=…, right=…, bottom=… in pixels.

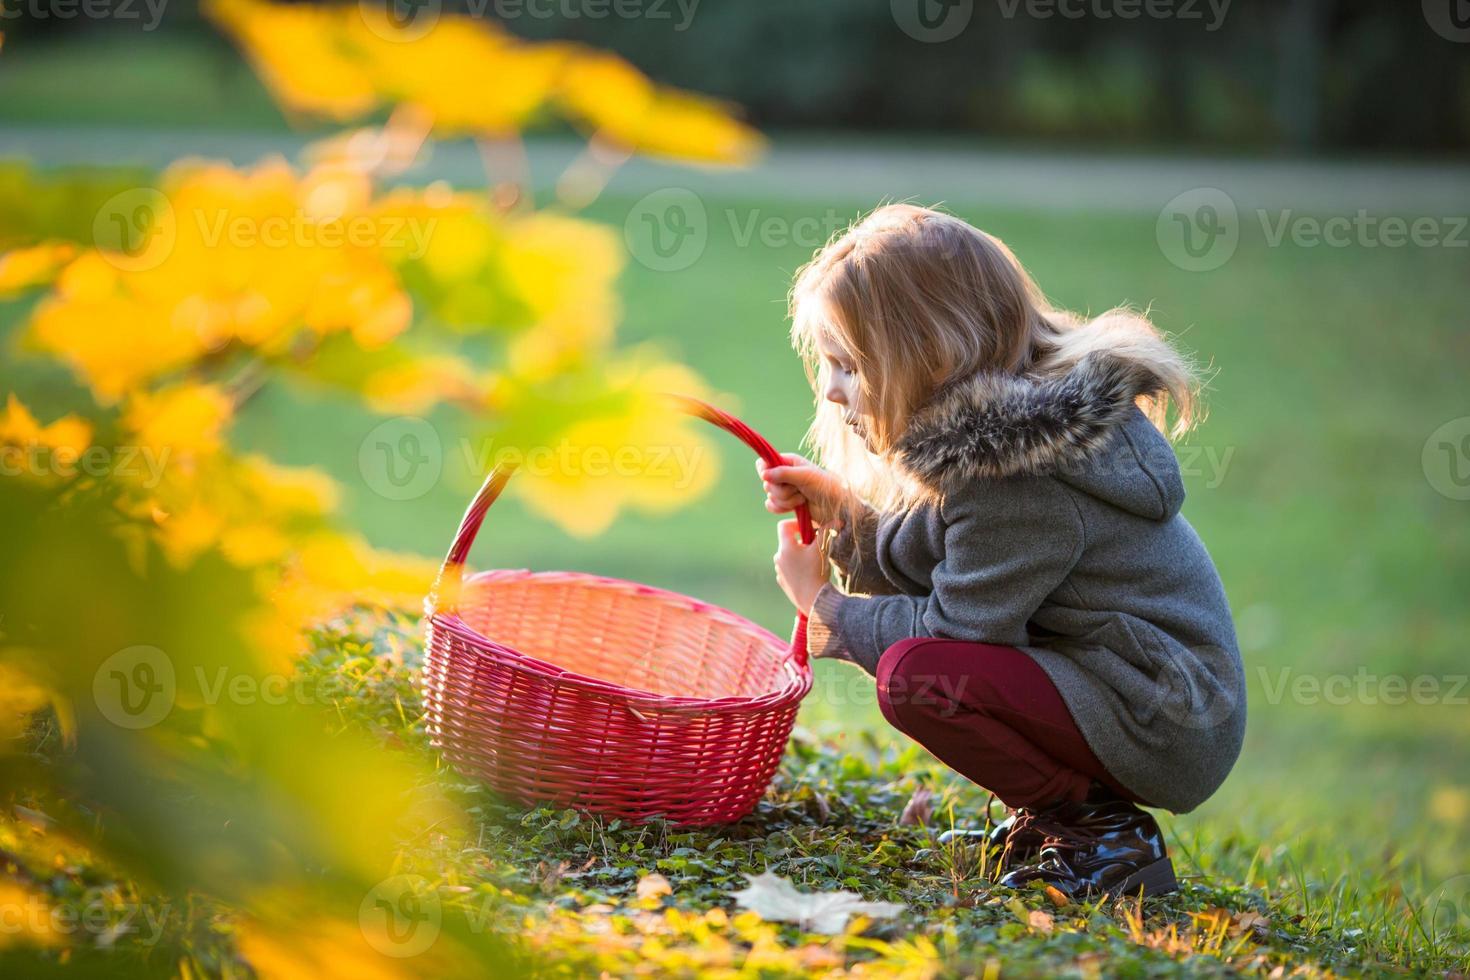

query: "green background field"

left=3, top=32, right=1468, bottom=967
left=216, top=192, right=1469, bottom=890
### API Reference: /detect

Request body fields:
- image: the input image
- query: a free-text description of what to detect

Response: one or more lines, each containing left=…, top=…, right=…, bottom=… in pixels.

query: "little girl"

left=761, top=204, right=1245, bottom=899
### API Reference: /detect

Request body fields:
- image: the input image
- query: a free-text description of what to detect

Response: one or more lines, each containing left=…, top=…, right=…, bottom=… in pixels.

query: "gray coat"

left=806, top=352, right=1246, bottom=813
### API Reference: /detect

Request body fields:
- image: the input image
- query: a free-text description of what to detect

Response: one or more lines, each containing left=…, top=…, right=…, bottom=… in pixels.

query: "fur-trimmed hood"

left=893, top=352, right=1186, bottom=520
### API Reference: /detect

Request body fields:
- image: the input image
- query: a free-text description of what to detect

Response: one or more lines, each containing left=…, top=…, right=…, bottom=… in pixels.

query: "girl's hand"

left=757, top=453, right=848, bottom=526
left=774, top=518, right=828, bottom=616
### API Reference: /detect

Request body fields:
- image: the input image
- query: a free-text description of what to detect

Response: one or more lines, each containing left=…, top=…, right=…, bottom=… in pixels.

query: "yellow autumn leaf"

left=377, top=187, right=497, bottom=281
left=238, top=915, right=420, bottom=980
left=29, top=253, right=205, bottom=403
left=362, top=354, right=482, bottom=414
left=28, top=157, right=415, bottom=401
left=558, top=52, right=764, bottom=165
left=0, top=881, right=63, bottom=949
left=344, top=14, right=574, bottom=137
left=122, top=382, right=235, bottom=459
left=220, top=522, right=293, bottom=567
left=206, top=0, right=378, bottom=120
left=209, top=0, right=762, bottom=163
left=506, top=357, right=720, bottom=537
left=239, top=456, right=341, bottom=517
left=502, top=211, right=624, bottom=376
left=0, top=241, right=76, bottom=296
left=0, top=393, right=92, bottom=455
left=155, top=501, right=228, bottom=566
left=246, top=532, right=436, bottom=665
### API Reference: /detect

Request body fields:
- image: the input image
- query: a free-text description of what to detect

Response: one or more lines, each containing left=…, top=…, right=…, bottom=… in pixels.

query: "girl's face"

left=815, top=330, right=869, bottom=443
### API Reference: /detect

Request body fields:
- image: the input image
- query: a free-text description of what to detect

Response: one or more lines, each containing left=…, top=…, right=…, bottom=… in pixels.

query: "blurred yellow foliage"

left=0, top=241, right=76, bottom=296
left=206, top=0, right=762, bottom=163
left=29, top=159, right=413, bottom=403
left=0, top=882, right=63, bottom=950
left=493, top=355, right=721, bottom=537
left=0, top=7, right=757, bottom=970
left=0, top=394, right=92, bottom=460
left=559, top=52, right=765, bottom=164
left=0, top=657, right=67, bottom=743
left=122, top=382, right=235, bottom=460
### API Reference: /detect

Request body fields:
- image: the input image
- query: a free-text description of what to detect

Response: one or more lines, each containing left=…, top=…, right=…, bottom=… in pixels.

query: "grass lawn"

left=0, top=34, right=289, bottom=130
left=3, top=179, right=1468, bottom=974
left=238, top=191, right=1469, bottom=973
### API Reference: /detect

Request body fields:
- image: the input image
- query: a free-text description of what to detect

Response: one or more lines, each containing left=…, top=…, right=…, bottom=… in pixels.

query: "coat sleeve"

left=824, top=500, right=903, bottom=596
left=806, top=478, right=1084, bottom=675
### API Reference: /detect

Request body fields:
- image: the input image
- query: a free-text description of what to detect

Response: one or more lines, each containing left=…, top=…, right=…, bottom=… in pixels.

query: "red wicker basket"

left=421, top=395, right=815, bottom=826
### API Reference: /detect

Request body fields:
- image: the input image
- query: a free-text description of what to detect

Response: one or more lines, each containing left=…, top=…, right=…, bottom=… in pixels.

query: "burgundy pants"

left=875, top=637, right=1145, bottom=809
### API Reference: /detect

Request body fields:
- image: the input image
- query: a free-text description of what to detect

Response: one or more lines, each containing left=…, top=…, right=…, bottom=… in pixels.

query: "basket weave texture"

left=422, top=396, right=814, bottom=826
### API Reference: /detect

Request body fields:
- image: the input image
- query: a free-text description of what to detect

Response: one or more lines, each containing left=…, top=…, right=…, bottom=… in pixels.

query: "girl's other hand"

left=756, top=453, right=848, bottom=526
left=774, top=518, right=828, bottom=616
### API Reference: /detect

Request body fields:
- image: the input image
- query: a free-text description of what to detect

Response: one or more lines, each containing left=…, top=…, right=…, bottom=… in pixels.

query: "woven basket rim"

left=425, top=568, right=813, bottom=714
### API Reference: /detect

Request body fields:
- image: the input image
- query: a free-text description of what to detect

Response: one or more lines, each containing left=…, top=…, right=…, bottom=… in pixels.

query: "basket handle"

left=429, top=395, right=815, bottom=668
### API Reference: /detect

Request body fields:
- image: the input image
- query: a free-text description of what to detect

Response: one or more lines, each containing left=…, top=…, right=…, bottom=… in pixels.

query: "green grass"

left=3, top=179, right=1468, bottom=974
left=234, top=191, right=1470, bottom=972
left=0, top=33, right=288, bottom=129
left=5, top=609, right=1466, bottom=976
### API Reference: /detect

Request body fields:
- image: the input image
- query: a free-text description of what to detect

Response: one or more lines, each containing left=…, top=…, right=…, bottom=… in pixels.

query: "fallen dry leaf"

left=1044, top=885, right=1071, bottom=909
left=636, top=872, right=673, bottom=901
left=731, top=872, right=904, bottom=934
left=1028, top=908, right=1055, bottom=934
left=537, top=860, right=570, bottom=895
left=1233, top=909, right=1270, bottom=940
left=898, top=785, right=934, bottom=827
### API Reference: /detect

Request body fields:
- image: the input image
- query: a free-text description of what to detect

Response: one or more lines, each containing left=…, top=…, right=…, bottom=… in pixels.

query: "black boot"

left=997, top=795, right=1177, bottom=898
left=936, top=809, right=1046, bottom=868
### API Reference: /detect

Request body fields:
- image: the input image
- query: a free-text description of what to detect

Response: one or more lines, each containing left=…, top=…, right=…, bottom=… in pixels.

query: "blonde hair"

left=789, top=203, right=1200, bottom=525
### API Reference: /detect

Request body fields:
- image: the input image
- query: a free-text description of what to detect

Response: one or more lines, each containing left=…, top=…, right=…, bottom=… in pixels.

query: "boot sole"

left=1111, top=856, right=1178, bottom=898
